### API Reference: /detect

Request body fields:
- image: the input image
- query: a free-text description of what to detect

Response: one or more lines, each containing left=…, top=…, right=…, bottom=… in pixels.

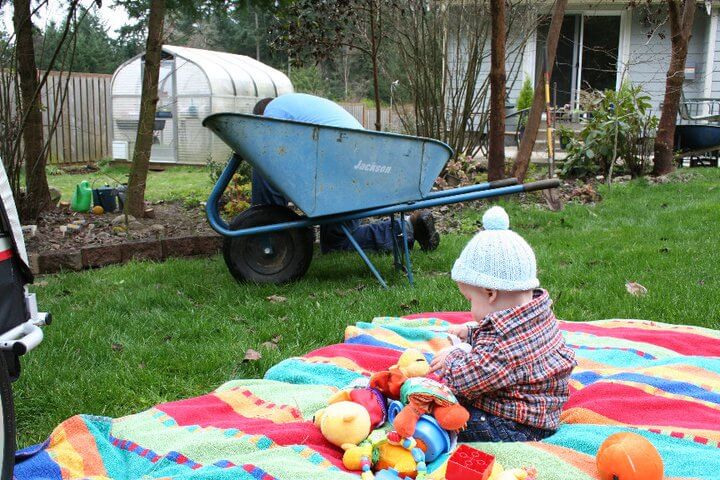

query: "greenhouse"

left=110, top=45, right=293, bottom=165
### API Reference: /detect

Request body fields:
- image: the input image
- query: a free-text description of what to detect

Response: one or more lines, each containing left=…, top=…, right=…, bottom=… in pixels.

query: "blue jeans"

left=251, top=168, right=412, bottom=253
left=458, top=404, right=555, bottom=443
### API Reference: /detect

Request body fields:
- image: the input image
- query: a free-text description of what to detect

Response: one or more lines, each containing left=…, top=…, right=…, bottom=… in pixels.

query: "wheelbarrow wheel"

left=223, top=205, right=314, bottom=284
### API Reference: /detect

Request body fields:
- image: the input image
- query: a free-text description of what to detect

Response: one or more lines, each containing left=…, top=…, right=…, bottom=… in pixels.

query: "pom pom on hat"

left=451, top=206, right=539, bottom=291
left=483, top=206, right=510, bottom=230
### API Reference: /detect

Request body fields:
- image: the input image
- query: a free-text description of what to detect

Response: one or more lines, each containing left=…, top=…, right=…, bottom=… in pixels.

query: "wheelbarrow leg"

left=339, top=223, right=388, bottom=289
left=399, top=212, right=415, bottom=286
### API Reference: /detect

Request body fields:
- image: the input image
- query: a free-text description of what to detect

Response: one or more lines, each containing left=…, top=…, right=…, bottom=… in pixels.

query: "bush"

left=206, top=157, right=253, bottom=218
left=222, top=175, right=251, bottom=218
left=516, top=76, right=534, bottom=112
left=561, top=83, right=658, bottom=179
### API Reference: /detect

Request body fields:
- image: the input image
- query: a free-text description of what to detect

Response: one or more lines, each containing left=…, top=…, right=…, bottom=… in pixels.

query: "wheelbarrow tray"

left=203, top=113, right=453, bottom=217
left=674, top=124, right=720, bottom=154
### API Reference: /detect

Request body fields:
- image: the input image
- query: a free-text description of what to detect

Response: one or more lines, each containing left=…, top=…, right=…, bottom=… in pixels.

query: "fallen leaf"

left=266, top=295, right=287, bottom=303
left=138, top=363, right=145, bottom=369
left=35, top=280, right=48, bottom=287
left=111, top=342, right=124, bottom=352
left=272, top=335, right=282, bottom=344
left=659, top=247, right=670, bottom=254
left=243, top=349, right=262, bottom=361
left=698, top=279, right=705, bottom=286
left=400, top=299, right=420, bottom=310
left=335, top=284, right=367, bottom=297
left=261, top=341, right=278, bottom=350
left=163, top=335, right=173, bottom=342
left=625, top=281, right=648, bottom=297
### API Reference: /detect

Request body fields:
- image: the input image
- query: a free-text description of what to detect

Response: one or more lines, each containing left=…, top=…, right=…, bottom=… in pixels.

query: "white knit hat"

left=451, top=206, right=539, bottom=291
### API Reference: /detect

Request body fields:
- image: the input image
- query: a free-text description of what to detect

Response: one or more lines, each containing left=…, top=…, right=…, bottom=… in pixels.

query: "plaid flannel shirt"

left=442, top=289, right=576, bottom=431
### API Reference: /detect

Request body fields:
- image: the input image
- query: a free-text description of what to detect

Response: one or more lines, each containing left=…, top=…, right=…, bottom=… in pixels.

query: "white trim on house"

left=703, top=7, right=718, bottom=100
left=618, top=8, right=633, bottom=88
left=523, top=30, right=537, bottom=86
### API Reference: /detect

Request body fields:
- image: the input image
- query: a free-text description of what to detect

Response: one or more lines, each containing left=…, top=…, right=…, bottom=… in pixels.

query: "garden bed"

left=26, top=201, right=221, bottom=274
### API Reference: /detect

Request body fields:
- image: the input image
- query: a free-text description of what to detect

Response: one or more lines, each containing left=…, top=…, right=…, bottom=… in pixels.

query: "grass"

left=16, top=169, right=720, bottom=448
left=46, top=164, right=213, bottom=204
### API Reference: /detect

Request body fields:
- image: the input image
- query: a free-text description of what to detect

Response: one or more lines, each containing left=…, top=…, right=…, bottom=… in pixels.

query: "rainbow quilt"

left=14, top=315, right=720, bottom=479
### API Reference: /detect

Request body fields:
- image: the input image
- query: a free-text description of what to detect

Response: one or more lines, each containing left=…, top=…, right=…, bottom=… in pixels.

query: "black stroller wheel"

left=223, top=205, right=314, bottom=284
left=0, top=353, right=15, bottom=480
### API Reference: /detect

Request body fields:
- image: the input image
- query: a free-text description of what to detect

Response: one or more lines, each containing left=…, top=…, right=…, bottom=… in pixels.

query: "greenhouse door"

left=151, top=58, right=178, bottom=163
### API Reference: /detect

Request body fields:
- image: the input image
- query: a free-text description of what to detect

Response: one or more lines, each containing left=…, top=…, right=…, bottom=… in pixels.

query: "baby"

left=430, top=206, right=576, bottom=442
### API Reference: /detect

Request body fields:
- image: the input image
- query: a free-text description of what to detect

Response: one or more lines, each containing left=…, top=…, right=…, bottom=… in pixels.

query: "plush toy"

left=392, top=348, right=431, bottom=378
left=314, top=386, right=387, bottom=449
left=370, top=368, right=469, bottom=438
left=314, top=401, right=372, bottom=449
left=595, top=432, right=663, bottom=480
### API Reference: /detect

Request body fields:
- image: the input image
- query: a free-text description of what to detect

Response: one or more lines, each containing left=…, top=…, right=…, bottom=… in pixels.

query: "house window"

left=536, top=13, right=623, bottom=110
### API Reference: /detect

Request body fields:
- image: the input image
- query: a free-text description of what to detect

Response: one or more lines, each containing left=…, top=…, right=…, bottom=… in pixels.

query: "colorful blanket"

left=15, top=315, right=720, bottom=479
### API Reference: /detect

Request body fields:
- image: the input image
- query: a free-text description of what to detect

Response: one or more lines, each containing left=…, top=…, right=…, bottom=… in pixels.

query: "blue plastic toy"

left=374, top=467, right=413, bottom=480
left=387, top=400, right=452, bottom=463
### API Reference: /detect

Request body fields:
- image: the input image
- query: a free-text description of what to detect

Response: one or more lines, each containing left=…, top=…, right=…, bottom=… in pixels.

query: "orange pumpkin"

left=596, top=432, right=664, bottom=480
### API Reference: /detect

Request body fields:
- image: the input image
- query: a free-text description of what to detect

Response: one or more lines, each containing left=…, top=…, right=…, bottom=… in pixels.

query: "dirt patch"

left=427, top=178, right=605, bottom=234
left=26, top=201, right=217, bottom=255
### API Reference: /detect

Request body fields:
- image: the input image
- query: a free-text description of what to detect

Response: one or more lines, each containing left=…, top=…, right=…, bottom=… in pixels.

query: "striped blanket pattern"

left=14, top=315, right=720, bottom=479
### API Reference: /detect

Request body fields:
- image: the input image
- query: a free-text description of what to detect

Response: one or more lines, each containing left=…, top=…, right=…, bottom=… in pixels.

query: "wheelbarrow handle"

left=424, top=177, right=518, bottom=200
left=521, top=179, right=561, bottom=192
left=206, top=154, right=241, bottom=233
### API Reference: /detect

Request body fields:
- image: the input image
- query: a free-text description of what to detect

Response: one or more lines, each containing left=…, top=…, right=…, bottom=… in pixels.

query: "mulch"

left=25, top=201, right=222, bottom=274
left=25, top=201, right=216, bottom=255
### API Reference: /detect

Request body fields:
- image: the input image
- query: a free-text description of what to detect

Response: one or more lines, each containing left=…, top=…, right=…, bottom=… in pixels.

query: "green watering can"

left=70, top=180, right=92, bottom=212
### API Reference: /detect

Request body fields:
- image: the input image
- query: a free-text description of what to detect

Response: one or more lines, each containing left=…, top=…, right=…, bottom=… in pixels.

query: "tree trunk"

left=13, top=0, right=51, bottom=221
left=653, top=0, right=696, bottom=176
left=254, top=10, right=261, bottom=61
left=488, top=0, right=507, bottom=181
left=125, top=0, right=166, bottom=218
left=369, top=1, right=382, bottom=131
left=512, top=0, right=568, bottom=183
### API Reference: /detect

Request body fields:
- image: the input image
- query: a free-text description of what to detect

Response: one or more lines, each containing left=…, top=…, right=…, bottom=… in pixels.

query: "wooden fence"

left=339, top=102, right=404, bottom=132
left=41, top=71, right=112, bottom=165
left=31, top=70, right=400, bottom=165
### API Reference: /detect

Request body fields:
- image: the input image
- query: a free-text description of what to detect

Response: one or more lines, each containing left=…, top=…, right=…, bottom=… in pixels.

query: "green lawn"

left=47, top=164, right=213, bottom=204
left=17, top=169, right=720, bottom=448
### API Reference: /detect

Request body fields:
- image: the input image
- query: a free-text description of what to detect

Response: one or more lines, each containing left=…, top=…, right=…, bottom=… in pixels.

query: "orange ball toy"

left=596, top=432, right=664, bottom=480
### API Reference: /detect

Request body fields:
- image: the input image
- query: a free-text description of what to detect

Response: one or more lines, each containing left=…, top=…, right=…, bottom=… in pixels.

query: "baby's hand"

left=447, top=324, right=470, bottom=341
left=429, top=350, right=450, bottom=374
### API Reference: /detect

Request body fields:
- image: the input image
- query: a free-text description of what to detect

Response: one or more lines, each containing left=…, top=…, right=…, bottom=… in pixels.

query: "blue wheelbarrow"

left=203, top=113, right=558, bottom=287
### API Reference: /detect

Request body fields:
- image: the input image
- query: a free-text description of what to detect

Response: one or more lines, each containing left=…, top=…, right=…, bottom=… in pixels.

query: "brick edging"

left=29, top=234, right=223, bottom=275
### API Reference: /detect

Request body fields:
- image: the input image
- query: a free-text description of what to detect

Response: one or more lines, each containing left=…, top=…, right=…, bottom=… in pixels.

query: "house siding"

left=626, top=6, right=708, bottom=112
left=452, top=3, right=717, bottom=116
left=712, top=11, right=720, bottom=97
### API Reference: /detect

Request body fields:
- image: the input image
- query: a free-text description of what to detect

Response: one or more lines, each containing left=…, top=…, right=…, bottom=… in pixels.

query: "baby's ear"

left=486, top=288, right=499, bottom=303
